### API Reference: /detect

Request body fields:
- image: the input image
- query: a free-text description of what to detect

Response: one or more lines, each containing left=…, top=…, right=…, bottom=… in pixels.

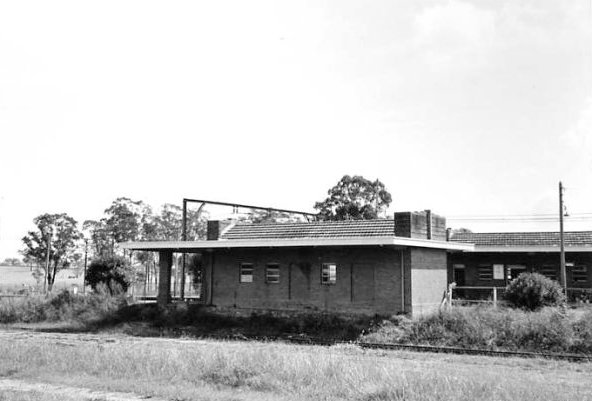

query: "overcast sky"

left=1, top=0, right=591, bottom=259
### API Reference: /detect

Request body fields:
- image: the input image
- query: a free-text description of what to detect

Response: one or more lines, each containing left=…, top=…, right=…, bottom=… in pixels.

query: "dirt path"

left=0, top=378, right=166, bottom=401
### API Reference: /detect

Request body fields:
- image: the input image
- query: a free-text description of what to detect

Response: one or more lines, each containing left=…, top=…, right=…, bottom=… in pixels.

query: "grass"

left=363, top=305, right=592, bottom=354
left=1, top=332, right=591, bottom=401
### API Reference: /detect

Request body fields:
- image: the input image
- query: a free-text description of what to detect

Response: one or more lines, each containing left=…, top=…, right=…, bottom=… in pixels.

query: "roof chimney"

left=207, top=220, right=234, bottom=240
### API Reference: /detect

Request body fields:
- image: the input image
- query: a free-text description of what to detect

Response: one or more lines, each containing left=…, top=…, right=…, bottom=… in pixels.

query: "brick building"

left=449, top=231, right=592, bottom=296
left=121, top=211, right=472, bottom=316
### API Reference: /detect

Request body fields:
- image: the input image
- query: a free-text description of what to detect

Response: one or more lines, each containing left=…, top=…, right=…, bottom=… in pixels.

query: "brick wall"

left=409, top=248, right=448, bottom=315
left=203, top=246, right=407, bottom=315
left=395, top=211, right=447, bottom=240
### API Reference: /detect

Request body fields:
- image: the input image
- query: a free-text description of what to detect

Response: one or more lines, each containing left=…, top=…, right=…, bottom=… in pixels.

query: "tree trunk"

left=48, top=261, right=59, bottom=292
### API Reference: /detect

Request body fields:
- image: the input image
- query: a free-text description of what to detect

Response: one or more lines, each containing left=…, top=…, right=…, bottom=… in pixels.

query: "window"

left=321, top=263, right=337, bottom=284
left=477, top=264, right=493, bottom=281
left=540, top=265, right=557, bottom=281
left=266, top=263, right=280, bottom=284
left=572, top=265, right=588, bottom=283
left=239, top=263, right=254, bottom=283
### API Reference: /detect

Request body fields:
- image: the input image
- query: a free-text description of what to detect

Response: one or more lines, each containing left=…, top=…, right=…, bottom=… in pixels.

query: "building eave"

left=469, top=245, right=592, bottom=253
left=120, top=237, right=474, bottom=252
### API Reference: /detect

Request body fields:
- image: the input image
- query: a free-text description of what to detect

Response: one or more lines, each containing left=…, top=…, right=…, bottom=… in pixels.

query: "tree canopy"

left=21, top=213, right=82, bottom=291
left=314, top=175, right=392, bottom=221
left=85, top=255, right=134, bottom=294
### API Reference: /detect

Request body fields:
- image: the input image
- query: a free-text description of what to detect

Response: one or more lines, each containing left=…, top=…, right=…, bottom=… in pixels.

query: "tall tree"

left=104, top=197, right=152, bottom=244
left=21, top=213, right=82, bottom=291
left=82, top=219, right=112, bottom=258
left=314, top=175, right=392, bottom=221
left=153, top=203, right=208, bottom=240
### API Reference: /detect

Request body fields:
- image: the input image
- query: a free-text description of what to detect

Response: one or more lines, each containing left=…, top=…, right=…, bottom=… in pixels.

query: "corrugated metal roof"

left=221, top=219, right=395, bottom=240
left=450, top=231, right=592, bottom=247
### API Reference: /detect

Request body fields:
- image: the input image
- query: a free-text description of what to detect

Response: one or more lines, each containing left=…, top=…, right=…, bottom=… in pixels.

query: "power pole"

left=44, top=230, right=51, bottom=294
left=83, top=238, right=88, bottom=294
left=559, top=181, right=567, bottom=294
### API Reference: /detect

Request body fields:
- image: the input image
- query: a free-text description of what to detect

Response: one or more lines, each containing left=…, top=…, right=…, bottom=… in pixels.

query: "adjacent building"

left=449, top=231, right=592, bottom=299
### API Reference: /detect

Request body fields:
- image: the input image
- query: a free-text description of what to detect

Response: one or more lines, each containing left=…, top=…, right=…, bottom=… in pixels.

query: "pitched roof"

left=450, top=231, right=592, bottom=248
left=221, top=219, right=396, bottom=240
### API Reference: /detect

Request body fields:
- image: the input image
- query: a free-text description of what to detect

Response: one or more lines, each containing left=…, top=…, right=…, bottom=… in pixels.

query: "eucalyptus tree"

left=21, top=213, right=82, bottom=291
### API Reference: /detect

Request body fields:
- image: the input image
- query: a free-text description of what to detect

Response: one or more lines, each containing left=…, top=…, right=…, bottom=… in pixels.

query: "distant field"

left=0, top=265, right=83, bottom=293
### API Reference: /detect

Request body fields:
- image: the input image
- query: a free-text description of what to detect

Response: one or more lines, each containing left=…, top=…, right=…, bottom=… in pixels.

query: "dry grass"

left=364, top=305, right=592, bottom=354
left=1, top=332, right=591, bottom=401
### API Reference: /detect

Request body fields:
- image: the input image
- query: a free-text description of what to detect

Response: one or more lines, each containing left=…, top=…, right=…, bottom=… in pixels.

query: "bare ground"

left=0, top=378, right=166, bottom=401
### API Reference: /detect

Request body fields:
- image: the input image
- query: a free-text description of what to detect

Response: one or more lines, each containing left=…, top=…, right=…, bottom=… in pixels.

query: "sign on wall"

left=493, top=264, right=504, bottom=280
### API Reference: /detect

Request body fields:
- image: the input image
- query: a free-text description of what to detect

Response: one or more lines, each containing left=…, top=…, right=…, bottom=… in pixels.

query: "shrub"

left=0, top=289, right=126, bottom=324
left=85, top=256, right=134, bottom=294
left=504, top=272, right=565, bottom=310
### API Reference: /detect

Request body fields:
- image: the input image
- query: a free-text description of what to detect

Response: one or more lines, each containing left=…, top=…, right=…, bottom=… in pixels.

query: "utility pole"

left=44, top=230, right=51, bottom=294
left=83, top=238, right=88, bottom=294
left=559, top=181, right=567, bottom=294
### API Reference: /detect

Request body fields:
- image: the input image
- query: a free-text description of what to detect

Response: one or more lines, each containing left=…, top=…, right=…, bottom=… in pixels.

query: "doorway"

left=453, top=264, right=466, bottom=286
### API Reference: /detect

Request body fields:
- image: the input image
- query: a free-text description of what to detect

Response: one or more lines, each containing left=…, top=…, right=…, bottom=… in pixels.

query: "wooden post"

left=447, top=284, right=453, bottom=306
left=180, top=200, right=187, bottom=301
left=493, top=287, right=498, bottom=308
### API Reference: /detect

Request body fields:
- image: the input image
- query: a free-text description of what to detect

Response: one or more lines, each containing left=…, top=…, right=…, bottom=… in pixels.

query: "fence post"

left=448, top=283, right=453, bottom=307
left=492, top=287, right=497, bottom=308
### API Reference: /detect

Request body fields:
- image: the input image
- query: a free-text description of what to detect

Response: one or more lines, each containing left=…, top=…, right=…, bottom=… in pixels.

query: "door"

left=452, top=264, right=465, bottom=298
left=453, top=264, right=466, bottom=286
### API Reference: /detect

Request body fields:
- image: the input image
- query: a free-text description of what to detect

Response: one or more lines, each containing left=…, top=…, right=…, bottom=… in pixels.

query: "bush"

left=504, top=272, right=565, bottom=310
left=85, top=256, right=134, bottom=294
left=0, top=289, right=126, bottom=324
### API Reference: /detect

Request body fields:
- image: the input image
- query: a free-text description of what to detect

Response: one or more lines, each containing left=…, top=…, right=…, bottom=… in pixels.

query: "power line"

left=447, top=212, right=592, bottom=218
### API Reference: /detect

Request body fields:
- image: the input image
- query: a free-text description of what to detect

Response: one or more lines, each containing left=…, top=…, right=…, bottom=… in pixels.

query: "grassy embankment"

left=2, top=291, right=592, bottom=354
left=2, top=292, right=592, bottom=400
left=1, top=332, right=592, bottom=401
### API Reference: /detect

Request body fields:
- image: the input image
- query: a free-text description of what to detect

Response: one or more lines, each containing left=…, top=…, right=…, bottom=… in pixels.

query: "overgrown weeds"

left=363, top=306, right=592, bottom=354
left=0, top=285, right=126, bottom=324
left=100, top=303, right=374, bottom=341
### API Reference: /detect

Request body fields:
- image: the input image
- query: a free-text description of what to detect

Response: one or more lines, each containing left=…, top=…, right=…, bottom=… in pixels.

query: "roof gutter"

left=120, top=237, right=474, bottom=252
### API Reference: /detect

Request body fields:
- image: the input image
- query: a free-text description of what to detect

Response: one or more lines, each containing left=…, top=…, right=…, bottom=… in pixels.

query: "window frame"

left=321, top=262, right=337, bottom=285
left=477, top=264, right=493, bottom=281
left=265, top=263, right=280, bottom=284
left=239, top=263, right=254, bottom=283
left=539, top=264, right=558, bottom=282
left=571, top=264, right=588, bottom=284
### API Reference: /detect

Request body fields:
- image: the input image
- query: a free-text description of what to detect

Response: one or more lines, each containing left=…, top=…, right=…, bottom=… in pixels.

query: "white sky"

left=1, top=0, right=591, bottom=259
